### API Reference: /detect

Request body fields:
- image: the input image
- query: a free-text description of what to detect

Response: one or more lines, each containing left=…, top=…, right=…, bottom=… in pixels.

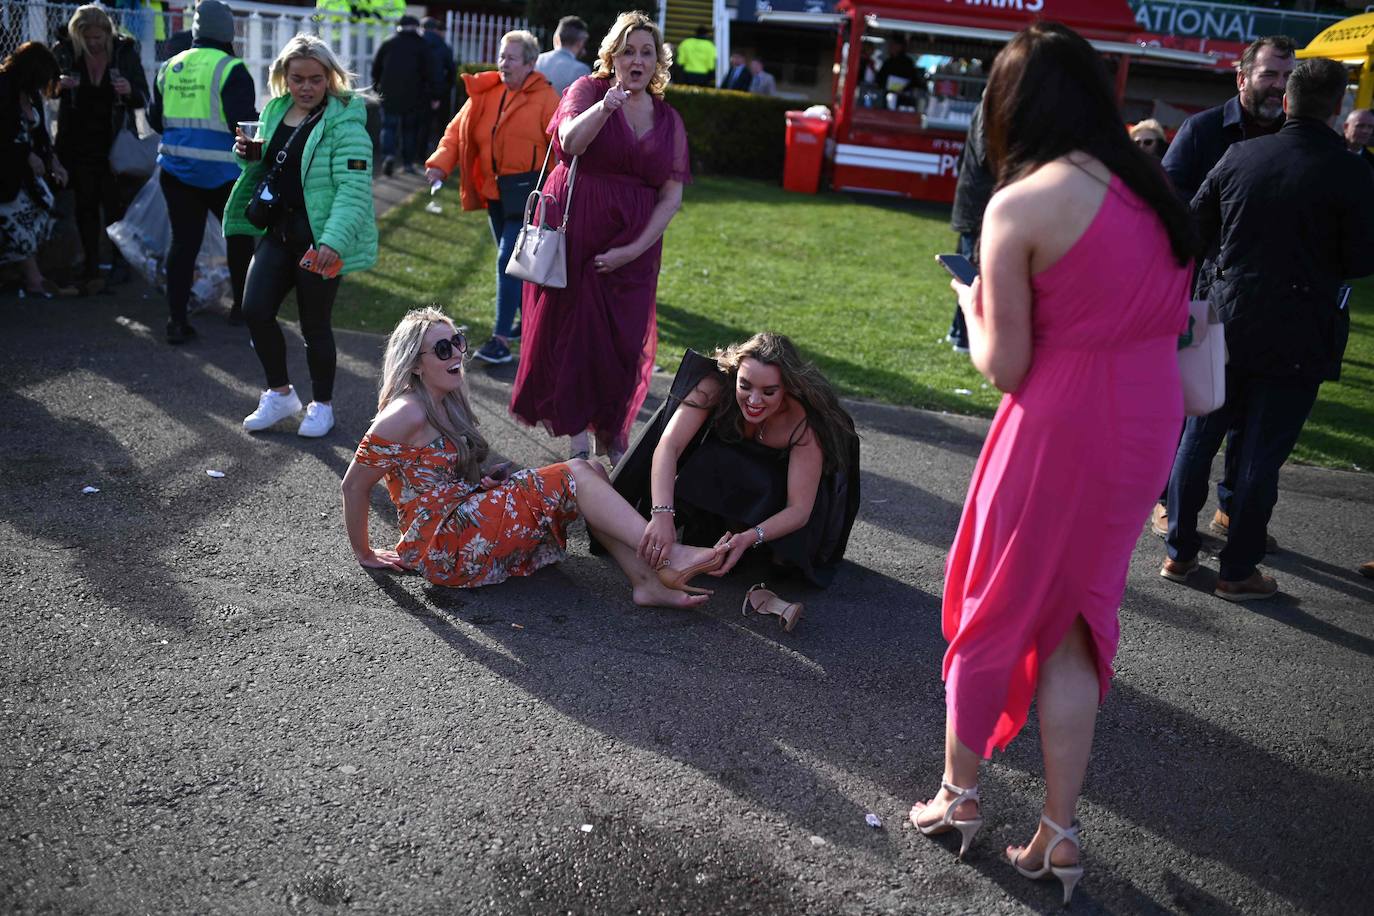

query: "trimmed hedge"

left=664, top=85, right=794, bottom=181
left=453, top=65, right=798, bottom=181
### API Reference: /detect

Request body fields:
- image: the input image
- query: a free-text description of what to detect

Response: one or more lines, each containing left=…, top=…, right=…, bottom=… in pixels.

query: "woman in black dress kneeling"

left=614, top=332, right=860, bottom=601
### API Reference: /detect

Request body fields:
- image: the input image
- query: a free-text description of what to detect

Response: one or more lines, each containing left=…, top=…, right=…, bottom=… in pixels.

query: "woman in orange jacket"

left=425, top=30, right=558, bottom=364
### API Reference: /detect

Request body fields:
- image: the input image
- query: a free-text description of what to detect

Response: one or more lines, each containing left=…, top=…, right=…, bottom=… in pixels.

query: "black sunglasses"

left=1136, top=137, right=1159, bottom=147
left=430, top=332, right=468, bottom=361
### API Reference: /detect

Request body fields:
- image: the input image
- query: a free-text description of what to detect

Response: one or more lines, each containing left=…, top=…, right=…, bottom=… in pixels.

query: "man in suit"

left=1161, top=58, right=1374, bottom=600
left=720, top=52, right=750, bottom=91
left=748, top=59, right=776, bottom=95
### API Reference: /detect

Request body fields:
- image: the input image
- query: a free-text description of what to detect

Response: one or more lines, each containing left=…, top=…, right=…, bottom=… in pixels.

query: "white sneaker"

left=243, top=387, right=303, bottom=432
left=297, top=401, right=334, bottom=438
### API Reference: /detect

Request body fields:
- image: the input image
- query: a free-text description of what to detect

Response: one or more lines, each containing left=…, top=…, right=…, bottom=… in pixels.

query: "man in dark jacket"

left=421, top=17, right=456, bottom=152
left=371, top=15, right=437, bottom=175
left=1153, top=35, right=1296, bottom=544
left=1162, top=36, right=1296, bottom=204
left=946, top=99, right=990, bottom=355
left=1343, top=108, right=1374, bottom=170
left=1161, top=58, right=1374, bottom=601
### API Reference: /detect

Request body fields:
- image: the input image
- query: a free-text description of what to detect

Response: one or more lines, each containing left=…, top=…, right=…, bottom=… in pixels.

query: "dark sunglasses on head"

left=430, top=332, right=468, bottom=361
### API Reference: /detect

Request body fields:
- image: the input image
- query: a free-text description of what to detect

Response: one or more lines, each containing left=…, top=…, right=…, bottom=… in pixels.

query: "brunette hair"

left=0, top=42, right=60, bottom=97
left=593, top=11, right=672, bottom=96
left=710, top=332, right=855, bottom=473
left=1238, top=36, right=1296, bottom=78
left=1286, top=57, right=1348, bottom=122
left=377, top=308, right=489, bottom=483
left=983, top=22, right=1196, bottom=267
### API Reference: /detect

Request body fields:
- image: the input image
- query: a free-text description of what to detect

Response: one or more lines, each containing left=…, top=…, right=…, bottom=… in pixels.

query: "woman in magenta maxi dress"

left=906, top=25, right=1195, bottom=905
left=509, top=11, right=690, bottom=464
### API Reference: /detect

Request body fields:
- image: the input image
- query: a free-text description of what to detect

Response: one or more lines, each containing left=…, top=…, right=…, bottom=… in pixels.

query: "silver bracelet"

left=650, top=505, right=675, bottom=516
left=752, top=525, right=765, bottom=548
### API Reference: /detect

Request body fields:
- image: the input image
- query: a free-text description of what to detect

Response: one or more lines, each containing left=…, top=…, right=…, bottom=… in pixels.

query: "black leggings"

left=160, top=170, right=253, bottom=323
left=70, top=161, right=125, bottom=279
left=242, top=212, right=340, bottom=403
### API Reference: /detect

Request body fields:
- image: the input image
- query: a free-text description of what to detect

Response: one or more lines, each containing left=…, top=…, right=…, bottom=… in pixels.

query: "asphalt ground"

left=2, top=266, right=1373, bottom=915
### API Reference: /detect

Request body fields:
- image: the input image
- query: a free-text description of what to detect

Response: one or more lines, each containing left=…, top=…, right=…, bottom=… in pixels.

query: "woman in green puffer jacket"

left=226, top=34, right=377, bottom=439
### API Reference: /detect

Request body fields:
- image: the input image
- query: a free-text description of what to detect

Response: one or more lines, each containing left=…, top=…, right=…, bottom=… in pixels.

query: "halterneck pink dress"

left=509, top=76, right=691, bottom=454
left=942, top=175, right=1190, bottom=758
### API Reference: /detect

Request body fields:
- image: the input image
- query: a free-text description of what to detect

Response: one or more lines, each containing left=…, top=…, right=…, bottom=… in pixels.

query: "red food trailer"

left=824, top=0, right=1217, bottom=203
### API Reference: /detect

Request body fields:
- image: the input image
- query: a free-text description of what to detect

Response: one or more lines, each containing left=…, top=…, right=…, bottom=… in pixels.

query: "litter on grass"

left=206, top=470, right=226, bottom=478
left=81, top=486, right=100, bottom=494
left=953, top=388, right=973, bottom=396
left=580, top=824, right=593, bottom=833
left=865, top=813, right=882, bottom=829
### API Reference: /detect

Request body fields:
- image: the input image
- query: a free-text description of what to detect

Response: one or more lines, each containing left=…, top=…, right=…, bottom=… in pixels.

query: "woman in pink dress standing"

left=908, top=24, right=1195, bottom=904
left=509, top=11, right=690, bottom=464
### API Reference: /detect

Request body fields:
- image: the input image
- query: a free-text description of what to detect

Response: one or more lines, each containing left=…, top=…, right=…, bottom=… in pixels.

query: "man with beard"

left=1161, top=57, right=1374, bottom=599
left=1151, top=36, right=1296, bottom=547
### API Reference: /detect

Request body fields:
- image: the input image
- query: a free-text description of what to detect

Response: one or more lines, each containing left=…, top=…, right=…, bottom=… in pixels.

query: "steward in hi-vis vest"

left=146, top=0, right=258, bottom=343
left=155, top=45, right=249, bottom=187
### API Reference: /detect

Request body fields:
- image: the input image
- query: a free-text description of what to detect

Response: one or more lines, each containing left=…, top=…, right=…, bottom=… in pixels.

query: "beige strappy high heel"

left=742, top=583, right=804, bottom=632
left=1007, top=814, right=1085, bottom=906
left=908, top=781, right=983, bottom=859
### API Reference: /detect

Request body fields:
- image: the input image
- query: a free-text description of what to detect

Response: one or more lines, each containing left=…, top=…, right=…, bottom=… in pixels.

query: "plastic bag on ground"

left=106, top=166, right=232, bottom=312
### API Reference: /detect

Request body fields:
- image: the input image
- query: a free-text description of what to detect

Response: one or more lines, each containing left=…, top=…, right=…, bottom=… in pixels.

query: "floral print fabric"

left=353, top=433, right=580, bottom=588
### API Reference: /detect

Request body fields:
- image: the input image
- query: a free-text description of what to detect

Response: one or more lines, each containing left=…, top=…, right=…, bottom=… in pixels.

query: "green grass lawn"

left=330, top=175, right=1374, bottom=472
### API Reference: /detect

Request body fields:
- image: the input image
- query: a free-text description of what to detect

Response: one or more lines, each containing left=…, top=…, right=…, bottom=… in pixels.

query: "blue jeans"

left=487, top=200, right=522, bottom=339
left=1165, top=369, right=1318, bottom=580
left=380, top=111, right=422, bottom=166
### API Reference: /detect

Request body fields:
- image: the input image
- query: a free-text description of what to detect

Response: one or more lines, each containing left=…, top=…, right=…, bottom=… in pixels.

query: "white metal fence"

left=1, top=1, right=532, bottom=110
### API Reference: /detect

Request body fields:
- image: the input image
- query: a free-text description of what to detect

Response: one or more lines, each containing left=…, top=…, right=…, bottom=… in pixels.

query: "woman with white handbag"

left=508, top=11, right=691, bottom=465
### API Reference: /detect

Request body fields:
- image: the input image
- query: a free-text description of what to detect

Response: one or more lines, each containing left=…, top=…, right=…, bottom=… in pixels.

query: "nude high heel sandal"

left=1008, top=814, right=1084, bottom=906
left=908, top=781, right=983, bottom=859
left=656, top=548, right=725, bottom=595
left=742, top=583, right=804, bottom=632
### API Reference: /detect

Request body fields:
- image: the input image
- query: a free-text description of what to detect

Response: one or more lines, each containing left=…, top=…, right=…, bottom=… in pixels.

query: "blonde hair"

left=593, top=11, right=672, bottom=96
left=267, top=34, right=353, bottom=99
left=500, top=30, right=540, bottom=65
left=1129, top=118, right=1166, bottom=142
left=67, top=4, right=115, bottom=61
left=378, top=308, right=489, bottom=484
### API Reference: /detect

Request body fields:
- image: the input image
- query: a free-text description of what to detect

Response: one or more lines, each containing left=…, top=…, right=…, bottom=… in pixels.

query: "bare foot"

left=632, top=579, right=711, bottom=608
left=910, top=785, right=979, bottom=830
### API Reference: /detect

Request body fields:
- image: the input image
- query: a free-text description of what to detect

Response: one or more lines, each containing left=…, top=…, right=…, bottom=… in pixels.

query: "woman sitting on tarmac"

left=341, top=308, right=724, bottom=606
left=612, top=332, right=860, bottom=611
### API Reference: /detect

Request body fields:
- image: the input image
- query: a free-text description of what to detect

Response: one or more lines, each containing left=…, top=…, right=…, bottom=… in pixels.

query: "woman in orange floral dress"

left=341, top=307, right=723, bottom=605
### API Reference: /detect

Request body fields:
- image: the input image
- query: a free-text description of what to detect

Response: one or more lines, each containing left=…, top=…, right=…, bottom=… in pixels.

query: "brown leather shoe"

left=1209, top=510, right=1278, bottom=553
left=1149, top=503, right=1168, bottom=539
left=1359, top=561, right=1374, bottom=580
left=1214, top=572, right=1279, bottom=602
left=1159, top=556, right=1200, bottom=582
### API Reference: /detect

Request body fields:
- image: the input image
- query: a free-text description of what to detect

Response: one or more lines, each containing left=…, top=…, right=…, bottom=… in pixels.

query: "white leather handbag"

left=505, top=143, right=578, bottom=289
left=1178, top=298, right=1226, bottom=416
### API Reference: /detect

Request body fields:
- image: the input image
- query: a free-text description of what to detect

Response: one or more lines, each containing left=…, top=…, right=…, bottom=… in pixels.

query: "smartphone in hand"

left=936, top=253, right=979, bottom=286
left=300, top=246, right=342, bottom=279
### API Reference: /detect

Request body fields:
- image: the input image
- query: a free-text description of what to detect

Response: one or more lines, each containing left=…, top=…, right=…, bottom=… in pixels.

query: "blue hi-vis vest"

left=156, top=47, right=244, bottom=188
